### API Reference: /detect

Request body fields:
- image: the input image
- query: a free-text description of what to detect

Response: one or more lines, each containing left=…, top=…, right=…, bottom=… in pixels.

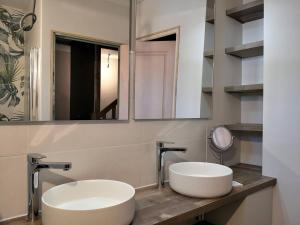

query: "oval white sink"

left=42, top=180, right=135, bottom=225
left=169, top=162, right=233, bottom=198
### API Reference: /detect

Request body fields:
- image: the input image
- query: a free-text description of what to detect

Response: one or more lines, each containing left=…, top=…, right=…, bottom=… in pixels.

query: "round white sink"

left=169, top=162, right=233, bottom=198
left=42, top=180, right=135, bottom=225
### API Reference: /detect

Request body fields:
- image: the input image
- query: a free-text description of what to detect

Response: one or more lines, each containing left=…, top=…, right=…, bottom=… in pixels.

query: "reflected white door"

left=135, top=41, right=176, bottom=119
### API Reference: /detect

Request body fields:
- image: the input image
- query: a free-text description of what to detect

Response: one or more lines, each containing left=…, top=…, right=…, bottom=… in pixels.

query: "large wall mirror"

left=134, top=0, right=215, bottom=119
left=0, top=0, right=130, bottom=122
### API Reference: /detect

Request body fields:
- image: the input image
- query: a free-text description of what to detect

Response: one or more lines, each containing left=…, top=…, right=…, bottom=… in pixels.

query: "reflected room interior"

left=0, top=0, right=130, bottom=122
left=135, top=0, right=214, bottom=120
left=135, top=31, right=178, bottom=120
left=54, top=35, right=120, bottom=120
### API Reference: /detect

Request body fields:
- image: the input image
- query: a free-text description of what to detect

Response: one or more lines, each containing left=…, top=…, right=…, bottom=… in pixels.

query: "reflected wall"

left=135, top=0, right=214, bottom=119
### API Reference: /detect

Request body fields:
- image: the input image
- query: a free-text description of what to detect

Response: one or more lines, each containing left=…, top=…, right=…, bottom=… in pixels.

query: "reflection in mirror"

left=0, top=3, right=27, bottom=122
left=201, top=0, right=215, bottom=118
left=54, top=34, right=128, bottom=120
left=135, top=28, right=179, bottom=119
left=135, top=0, right=215, bottom=120
left=0, top=0, right=130, bottom=122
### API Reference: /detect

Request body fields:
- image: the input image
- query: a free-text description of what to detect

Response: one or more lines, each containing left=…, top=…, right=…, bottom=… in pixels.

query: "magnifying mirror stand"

left=219, top=153, right=224, bottom=165
left=208, top=126, right=234, bottom=165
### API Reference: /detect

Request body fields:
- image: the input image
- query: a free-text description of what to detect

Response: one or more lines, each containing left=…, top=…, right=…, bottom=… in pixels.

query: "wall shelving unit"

left=224, top=0, right=264, bottom=166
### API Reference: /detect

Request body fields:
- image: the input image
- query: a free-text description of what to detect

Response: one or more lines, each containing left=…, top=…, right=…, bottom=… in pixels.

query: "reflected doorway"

left=54, top=34, right=121, bottom=120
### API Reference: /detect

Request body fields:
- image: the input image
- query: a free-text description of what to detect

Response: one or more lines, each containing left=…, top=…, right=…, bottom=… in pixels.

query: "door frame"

left=50, top=30, right=124, bottom=120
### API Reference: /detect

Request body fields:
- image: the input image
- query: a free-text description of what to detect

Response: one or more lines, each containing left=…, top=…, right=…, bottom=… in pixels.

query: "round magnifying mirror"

left=209, top=126, right=234, bottom=152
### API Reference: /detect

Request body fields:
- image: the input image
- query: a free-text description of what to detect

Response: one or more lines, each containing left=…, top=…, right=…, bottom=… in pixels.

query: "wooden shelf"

left=225, top=41, right=263, bottom=58
left=225, top=123, right=263, bottom=133
left=206, top=16, right=215, bottom=24
left=224, top=84, right=263, bottom=94
left=204, top=50, right=214, bottom=59
left=226, top=0, right=264, bottom=23
left=202, top=87, right=213, bottom=94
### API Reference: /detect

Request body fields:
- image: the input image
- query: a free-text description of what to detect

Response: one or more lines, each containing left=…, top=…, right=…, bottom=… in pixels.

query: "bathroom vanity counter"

left=133, top=164, right=276, bottom=225
left=1, top=164, right=276, bottom=225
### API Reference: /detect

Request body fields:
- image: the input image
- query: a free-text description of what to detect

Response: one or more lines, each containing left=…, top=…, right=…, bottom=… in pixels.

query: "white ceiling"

left=0, top=0, right=32, bottom=10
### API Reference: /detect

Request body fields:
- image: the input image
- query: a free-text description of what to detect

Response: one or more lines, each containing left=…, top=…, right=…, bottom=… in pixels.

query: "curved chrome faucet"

left=157, top=141, right=186, bottom=189
left=27, top=153, right=72, bottom=221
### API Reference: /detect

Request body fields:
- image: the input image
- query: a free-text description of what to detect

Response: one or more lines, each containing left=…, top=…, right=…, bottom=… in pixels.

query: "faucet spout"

left=36, top=162, right=72, bottom=171
left=157, top=141, right=187, bottom=189
left=27, top=153, right=72, bottom=221
left=159, top=147, right=187, bottom=153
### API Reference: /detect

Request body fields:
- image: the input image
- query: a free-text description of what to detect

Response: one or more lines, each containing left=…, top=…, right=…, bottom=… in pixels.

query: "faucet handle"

left=28, top=153, right=46, bottom=163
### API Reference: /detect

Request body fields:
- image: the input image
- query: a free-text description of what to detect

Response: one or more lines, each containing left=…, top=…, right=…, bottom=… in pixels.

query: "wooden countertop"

left=1, top=164, right=276, bottom=225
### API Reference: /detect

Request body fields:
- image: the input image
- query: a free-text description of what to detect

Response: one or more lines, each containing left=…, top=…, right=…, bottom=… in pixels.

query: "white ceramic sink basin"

left=169, top=162, right=233, bottom=198
left=42, top=180, right=135, bottom=225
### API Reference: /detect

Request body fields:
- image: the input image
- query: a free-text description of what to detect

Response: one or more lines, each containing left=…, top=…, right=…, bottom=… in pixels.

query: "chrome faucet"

left=27, top=153, right=72, bottom=221
left=157, top=141, right=186, bottom=189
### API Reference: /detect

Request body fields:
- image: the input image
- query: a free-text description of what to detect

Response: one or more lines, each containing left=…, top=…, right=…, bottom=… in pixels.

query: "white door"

left=135, top=41, right=176, bottom=119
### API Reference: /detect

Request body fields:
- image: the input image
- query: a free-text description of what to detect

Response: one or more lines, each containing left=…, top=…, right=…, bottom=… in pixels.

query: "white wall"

left=263, top=0, right=300, bottom=225
left=136, top=0, right=207, bottom=118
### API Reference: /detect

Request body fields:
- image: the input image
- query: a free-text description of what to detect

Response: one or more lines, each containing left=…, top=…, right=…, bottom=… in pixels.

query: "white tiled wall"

left=0, top=120, right=211, bottom=220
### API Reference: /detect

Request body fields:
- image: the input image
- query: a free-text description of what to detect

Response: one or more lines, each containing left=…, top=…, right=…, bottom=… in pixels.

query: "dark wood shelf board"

left=234, top=163, right=262, bottom=172
left=202, top=87, right=213, bottom=94
left=206, top=16, right=215, bottom=24
left=226, top=0, right=264, bottom=23
left=225, top=41, right=264, bottom=58
left=204, top=50, right=214, bottom=59
left=224, top=84, right=263, bottom=94
left=225, top=123, right=263, bottom=133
